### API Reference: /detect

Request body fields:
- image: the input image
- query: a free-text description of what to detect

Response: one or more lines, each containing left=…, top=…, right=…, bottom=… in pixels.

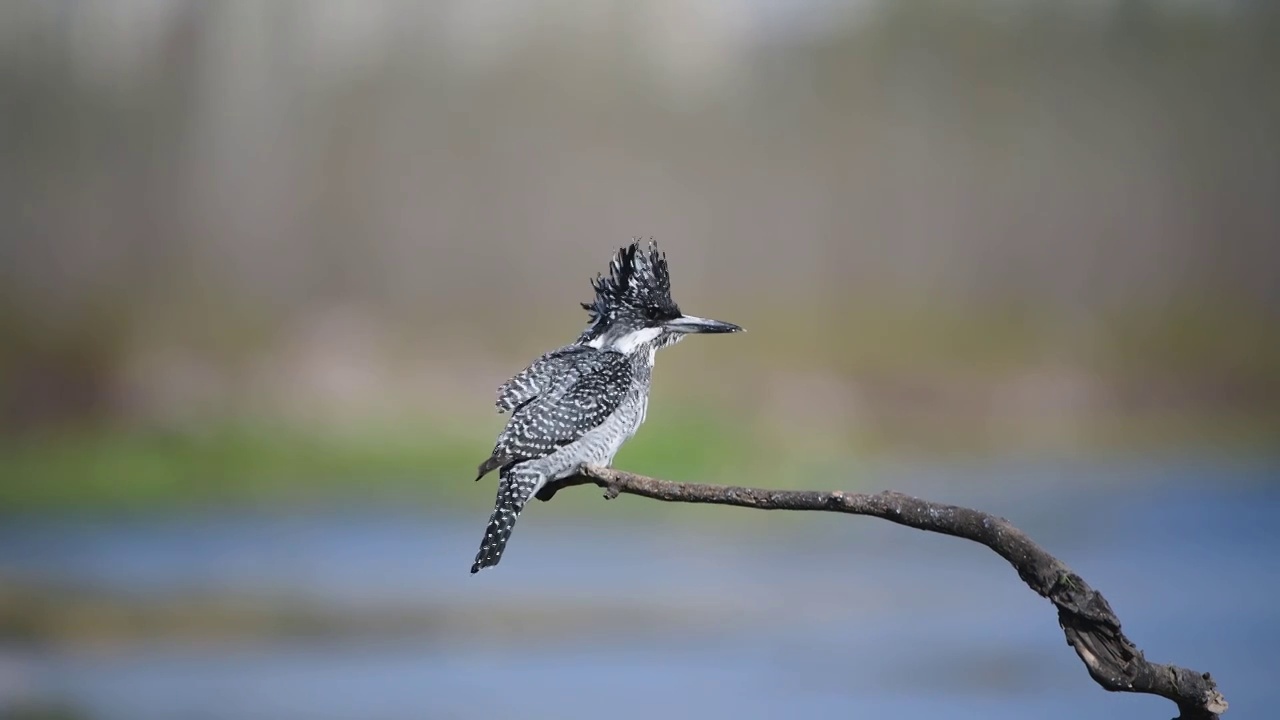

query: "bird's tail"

left=471, top=467, right=545, bottom=573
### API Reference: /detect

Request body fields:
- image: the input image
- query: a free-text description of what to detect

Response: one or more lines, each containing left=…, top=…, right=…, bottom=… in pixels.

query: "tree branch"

left=536, top=465, right=1228, bottom=720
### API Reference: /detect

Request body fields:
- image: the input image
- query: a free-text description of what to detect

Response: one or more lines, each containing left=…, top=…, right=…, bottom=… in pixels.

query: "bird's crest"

left=579, top=239, right=680, bottom=342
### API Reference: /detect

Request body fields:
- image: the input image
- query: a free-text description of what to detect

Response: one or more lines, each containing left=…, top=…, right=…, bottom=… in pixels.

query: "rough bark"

left=536, top=465, right=1229, bottom=720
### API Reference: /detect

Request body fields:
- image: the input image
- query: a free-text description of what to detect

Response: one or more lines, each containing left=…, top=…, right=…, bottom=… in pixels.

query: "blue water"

left=1, top=457, right=1275, bottom=719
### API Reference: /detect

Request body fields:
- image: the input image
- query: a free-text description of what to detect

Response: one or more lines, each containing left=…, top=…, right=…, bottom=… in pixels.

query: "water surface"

left=1, top=457, right=1274, bottom=719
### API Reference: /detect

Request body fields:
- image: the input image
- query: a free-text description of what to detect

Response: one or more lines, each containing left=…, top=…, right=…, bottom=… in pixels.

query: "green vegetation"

left=2, top=422, right=472, bottom=511
left=4, top=398, right=1276, bottom=513
left=0, top=406, right=790, bottom=513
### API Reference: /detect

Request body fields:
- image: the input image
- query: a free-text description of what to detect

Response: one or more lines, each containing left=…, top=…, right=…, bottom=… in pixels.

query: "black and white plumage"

left=471, top=239, right=742, bottom=573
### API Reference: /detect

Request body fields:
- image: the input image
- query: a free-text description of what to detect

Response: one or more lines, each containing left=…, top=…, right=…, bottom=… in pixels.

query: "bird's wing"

left=494, top=344, right=600, bottom=414
left=477, top=350, right=633, bottom=480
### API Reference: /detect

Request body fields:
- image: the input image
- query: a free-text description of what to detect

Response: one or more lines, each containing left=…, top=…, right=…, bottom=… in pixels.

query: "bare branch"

left=538, top=465, right=1229, bottom=720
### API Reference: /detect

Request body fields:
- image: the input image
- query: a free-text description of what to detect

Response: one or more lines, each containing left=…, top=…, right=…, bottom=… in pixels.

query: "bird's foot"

left=534, top=466, right=617, bottom=502
left=534, top=484, right=560, bottom=502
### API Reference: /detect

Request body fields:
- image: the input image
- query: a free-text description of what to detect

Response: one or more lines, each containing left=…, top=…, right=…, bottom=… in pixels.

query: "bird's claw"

left=535, top=483, right=560, bottom=502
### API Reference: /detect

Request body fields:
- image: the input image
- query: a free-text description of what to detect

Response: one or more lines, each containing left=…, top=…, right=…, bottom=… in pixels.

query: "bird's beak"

left=664, top=314, right=744, bottom=335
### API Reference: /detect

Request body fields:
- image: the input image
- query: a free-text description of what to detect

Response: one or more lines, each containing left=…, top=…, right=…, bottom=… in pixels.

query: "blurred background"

left=2, top=1, right=1278, bottom=718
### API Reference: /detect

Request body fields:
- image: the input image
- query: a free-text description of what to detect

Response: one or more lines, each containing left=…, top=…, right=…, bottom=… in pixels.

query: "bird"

left=470, top=239, right=743, bottom=573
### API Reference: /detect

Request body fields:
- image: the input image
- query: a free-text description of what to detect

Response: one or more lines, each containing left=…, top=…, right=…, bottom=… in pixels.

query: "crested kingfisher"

left=471, top=239, right=743, bottom=573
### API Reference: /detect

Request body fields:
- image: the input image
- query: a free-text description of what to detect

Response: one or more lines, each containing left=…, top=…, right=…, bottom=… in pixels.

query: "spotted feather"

left=477, top=349, right=634, bottom=480
left=494, top=344, right=607, bottom=414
